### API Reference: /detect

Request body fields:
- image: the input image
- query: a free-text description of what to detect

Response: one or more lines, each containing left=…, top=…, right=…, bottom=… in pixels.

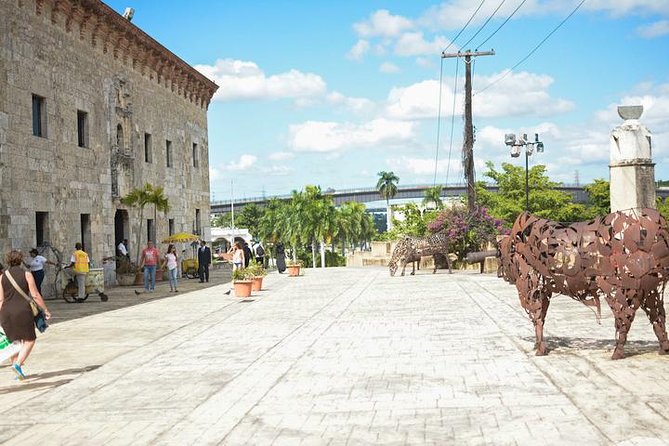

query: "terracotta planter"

left=287, top=265, right=301, bottom=277
left=117, top=273, right=136, bottom=286
left=233, top=280, right=253, bottom=298
left=251, top=276, right=263, bottom=291
left=134, top=272, right=144, bottom=286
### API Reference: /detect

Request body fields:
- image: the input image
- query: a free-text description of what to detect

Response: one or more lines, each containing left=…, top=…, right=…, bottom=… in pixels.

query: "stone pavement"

left=1, top=267, right=669, bottom=445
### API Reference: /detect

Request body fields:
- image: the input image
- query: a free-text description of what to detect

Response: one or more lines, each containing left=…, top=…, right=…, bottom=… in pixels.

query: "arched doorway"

left=114, top=209, right=129, bottom=254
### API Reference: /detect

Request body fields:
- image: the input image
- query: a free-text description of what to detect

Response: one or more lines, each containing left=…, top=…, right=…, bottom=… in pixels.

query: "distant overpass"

left=210, top=183, right=640, bottom=214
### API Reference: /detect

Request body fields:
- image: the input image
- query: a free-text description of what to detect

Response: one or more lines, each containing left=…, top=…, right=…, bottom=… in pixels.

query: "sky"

left=104, top=0, right=669, bottom=203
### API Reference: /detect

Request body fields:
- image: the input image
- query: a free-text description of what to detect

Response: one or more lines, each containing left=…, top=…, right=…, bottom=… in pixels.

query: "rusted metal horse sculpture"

left=498, top=209, right=669, bottom=359
left=389, top=233, right=452, bottom=276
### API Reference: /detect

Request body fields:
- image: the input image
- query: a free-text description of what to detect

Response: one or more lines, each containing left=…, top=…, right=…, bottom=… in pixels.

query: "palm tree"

left=422, top=185, right=444, bottom=210
left=147, top=185, right=170, bottom=243
left=121, top=183, right=155, bottom=264
left=376, top=171, right=399, bottom=231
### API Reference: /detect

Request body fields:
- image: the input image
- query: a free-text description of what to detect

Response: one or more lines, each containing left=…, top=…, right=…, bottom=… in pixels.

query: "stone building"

left=0, top=0, right=218, bottom=273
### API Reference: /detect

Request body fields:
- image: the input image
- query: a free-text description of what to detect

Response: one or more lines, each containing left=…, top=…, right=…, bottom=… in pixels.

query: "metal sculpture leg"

left=640, top=293, right=669, bottom=355
left=605, top=291, right=639, bottom=360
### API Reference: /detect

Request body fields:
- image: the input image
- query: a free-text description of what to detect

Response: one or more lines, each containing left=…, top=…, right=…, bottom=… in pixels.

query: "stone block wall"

left=0, top=0, right=217, bottom=269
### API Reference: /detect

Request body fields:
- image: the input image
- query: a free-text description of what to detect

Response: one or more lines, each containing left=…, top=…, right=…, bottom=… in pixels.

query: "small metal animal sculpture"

left=498, top=209, right=669, bottom=359
left=389, top=233, right=453, bottom=276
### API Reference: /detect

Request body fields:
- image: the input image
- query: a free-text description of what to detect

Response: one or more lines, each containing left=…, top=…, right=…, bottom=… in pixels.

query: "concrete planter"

left=117, top=273, right=136, bottom=286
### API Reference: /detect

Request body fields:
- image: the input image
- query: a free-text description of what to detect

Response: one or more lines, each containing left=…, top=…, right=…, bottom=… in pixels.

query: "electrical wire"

left=475, top=0, right=587, bottom=96
left=445, top=57, right=460, bottom=186
left=476, top=0, right=528, bottom=50
left=441, top=0, right=487, bottom=54
left=433, top=57, right=445, bottom=186
left=460, top=0, right=508, bottom=50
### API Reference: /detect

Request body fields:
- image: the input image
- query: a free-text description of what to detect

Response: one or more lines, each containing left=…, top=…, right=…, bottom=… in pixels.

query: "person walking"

left=197, top=241, right=211, bottom=283
left=230, top=241, right=245, bottom=271
left=24, top=248, right=55, bottom=295
left=162, top=244, right=179, bottom=292
left=243, top=241, right=252, bottom=268
left=276, top=242, right=286, bottom=273
left=67, top=243, right=89, bottom=302
left=252, top=240, right=265, bottom=266
left=0, top=250, right=51, bottom=380
left=139, top=240, right=159, bottom=293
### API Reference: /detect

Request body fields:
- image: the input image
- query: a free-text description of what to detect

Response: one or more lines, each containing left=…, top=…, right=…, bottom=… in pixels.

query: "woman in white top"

left=24, top=248, right=55, bottom=294
left=230, top=241, right=245, bottom=270
left=161, top=244, right=179, bottom=292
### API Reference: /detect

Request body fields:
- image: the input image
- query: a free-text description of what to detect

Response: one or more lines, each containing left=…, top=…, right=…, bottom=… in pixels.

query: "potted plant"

left=116, top=256, right=139, bottom=286
left=231, top=268, right=253, bottom=298
left=286, top=260, right=303, bottom=277
left=247, top=263, right=267, bottom=291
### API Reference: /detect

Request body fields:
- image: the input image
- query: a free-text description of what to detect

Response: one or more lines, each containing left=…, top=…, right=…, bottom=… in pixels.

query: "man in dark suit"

left=197, top=240, right=212, bottom=283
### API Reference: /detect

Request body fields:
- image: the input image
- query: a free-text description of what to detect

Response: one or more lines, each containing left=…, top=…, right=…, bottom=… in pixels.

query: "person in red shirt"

left=139, top=240, right=160, bottom=293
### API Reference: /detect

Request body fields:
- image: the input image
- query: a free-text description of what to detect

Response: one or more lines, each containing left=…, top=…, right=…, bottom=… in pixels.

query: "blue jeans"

left=168, top=267, right=178, bottom=290
left=144, top=265, right=156, bottom=291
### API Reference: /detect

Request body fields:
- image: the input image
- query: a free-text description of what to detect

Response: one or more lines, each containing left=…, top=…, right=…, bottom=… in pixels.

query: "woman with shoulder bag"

left=0, top=250, right=51, bottom=380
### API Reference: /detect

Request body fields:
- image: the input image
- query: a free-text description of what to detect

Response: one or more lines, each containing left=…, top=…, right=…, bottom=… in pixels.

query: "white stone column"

left=609, top=105, right=656, bottom=212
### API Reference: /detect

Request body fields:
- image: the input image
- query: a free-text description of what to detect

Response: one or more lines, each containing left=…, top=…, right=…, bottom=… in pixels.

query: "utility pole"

left=441, top=49, right=494, bottom=212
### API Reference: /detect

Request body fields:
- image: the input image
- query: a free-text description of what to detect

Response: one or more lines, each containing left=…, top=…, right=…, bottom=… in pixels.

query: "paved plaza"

left=1, top=267, right=669, bottom=445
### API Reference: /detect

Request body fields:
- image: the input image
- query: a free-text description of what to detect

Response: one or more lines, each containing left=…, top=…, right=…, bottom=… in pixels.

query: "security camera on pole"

left=504, top=133, right=545, bottom=212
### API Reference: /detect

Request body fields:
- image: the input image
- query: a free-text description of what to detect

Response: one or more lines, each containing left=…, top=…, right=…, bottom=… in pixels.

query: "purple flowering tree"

left=427, top=205, right=505, bottom=262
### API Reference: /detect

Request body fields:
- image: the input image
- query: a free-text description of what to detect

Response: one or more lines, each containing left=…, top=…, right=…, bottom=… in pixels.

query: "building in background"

left=0, top=0, right=218, bottom=271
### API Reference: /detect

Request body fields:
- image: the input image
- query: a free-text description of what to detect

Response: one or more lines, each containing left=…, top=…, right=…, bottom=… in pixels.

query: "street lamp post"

left=504, top=133, right=545, bottom=212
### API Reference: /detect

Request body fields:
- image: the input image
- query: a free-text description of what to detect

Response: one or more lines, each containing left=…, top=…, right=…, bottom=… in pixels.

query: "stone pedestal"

left=609, top=106, right=655, bottom=212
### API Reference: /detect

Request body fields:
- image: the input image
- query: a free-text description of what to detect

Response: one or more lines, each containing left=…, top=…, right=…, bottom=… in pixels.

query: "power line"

left=476, top=0, right=528, bottom=49
left=441, top=0, right=487, bottom=54
left=460, top=0, right=508, bottom=50
left=433, top=57, right=445, bottom=186
left=475, top=0, right=587, bottom=96
left=445, top=57, right=460, bottom=186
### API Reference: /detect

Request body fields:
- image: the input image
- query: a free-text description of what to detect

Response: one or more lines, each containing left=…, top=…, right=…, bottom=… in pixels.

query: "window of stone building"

left=32, top=94, right=47, bottom=137
left=144, top=133, right=152, bottom=163
left=168, top=218, right=175, bottom=236
left=166, top=140, right=173, bottom=167
left=36, top=212, right=50, bottom=247
left=147, top=219, right=154, bottom=243
left=192, top=142, right=199, bottom=168
left=77, top=110, right=89, bottom=148
left=80, top=214, right=91, bottom=252
left=195, top=209, right=201, bottom=235
left=116, top=124, right=124, bottom=148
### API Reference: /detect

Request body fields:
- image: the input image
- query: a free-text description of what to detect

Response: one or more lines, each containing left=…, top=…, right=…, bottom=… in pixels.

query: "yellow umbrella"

left=161, top=232, right=200, bottom=244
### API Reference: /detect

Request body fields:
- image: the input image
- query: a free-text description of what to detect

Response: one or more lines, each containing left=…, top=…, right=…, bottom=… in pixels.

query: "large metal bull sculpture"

left=498, top=209, right=669, bottom=359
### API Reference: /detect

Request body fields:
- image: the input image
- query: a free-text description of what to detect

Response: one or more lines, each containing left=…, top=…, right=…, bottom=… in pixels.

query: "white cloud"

left=394, top=32, right=451, bottom=56
left=195, top=59, right=326, bottom=102
left=474, top=71, right=575, bottom=118
left=346, top=40, right=370, bottom=61
left=209, top=166, right=222, bottom=181
left=260, top=165, right=293, bottom=176
left=385, top=80, right=451, bottom=120
left=584, top=0, right=669, bottom=17
left=416, top=57, right=435, bottom=68
left=268, top=151, right=294, bottom=161
left=326, top=91, right=376, bottom=114
left=386, top=155, right=464, bottom=178
left=222, top=154, right=258, bottom=171
left=379, top=62, right=400, bottom=73
left=384, top=72, right=573, bottom=121
left=637, top=20, right=669, bottom=38
left=353, top=10, right=414, bottom=38
left=288, top=118, right=416, bottom=153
